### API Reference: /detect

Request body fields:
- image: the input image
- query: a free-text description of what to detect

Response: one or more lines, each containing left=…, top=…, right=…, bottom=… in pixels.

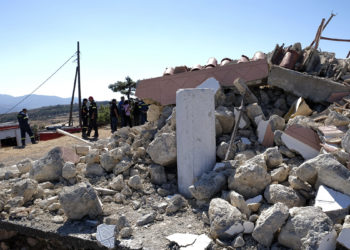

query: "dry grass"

left=0, top=126, right=112, bottom=166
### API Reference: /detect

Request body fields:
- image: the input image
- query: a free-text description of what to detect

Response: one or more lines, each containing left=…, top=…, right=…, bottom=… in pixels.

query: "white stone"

left=246, top=195, right=263, bottom=204
left=176, top=88, right=216, bottom=198
left=337, top=215, right=350, bottom=249
left=196, top=77, right=220, bottom=92
left=166, top=233, right=198, bottom=247
left=75, top=145, right=91, bottom=156
left=183, top=234, right=212, bottom=250
left=224, top=223, right=244, bottom=236
left=315, top=185, right=350, bottom=213
left=243, top=221, right=254, bottom=234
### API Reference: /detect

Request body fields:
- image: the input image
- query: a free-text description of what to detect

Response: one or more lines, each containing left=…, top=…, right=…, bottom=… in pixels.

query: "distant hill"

left=0, top=94, right=78, bottom=114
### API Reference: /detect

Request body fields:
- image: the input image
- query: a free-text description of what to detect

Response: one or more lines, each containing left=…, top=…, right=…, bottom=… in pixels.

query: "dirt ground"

left=0, top=126, right=112, bottom=167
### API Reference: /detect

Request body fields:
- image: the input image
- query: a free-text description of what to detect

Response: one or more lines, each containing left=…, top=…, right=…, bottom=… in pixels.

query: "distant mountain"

left=0, top=94, right=78, bottom=114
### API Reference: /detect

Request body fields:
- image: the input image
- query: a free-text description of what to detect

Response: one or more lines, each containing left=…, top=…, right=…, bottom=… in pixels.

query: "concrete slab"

left=136, top=59, right=268, bottom=105
left=176, top=88, right=216, bottom=198
left=166, top=233, right=198, bottom=247
left=96, top=224, right=116, bottom=249
left=268, top=65, right=350, bottom=103
left=281, top=124, right=321, bottom=160
left=232, top=78, right=258, bottom=104
left=315, top=185, right=350, bottom=213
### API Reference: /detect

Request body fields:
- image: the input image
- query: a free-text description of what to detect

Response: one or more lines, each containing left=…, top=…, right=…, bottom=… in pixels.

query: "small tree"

left=108, top=76, right=136, bottom=100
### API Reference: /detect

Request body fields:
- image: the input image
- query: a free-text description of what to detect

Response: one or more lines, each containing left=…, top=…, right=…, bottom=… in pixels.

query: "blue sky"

left=0, top=0, right=349, bottom=101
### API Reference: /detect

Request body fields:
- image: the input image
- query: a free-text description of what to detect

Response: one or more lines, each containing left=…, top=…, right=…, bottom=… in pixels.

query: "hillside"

left=0, top=94, right=78, bottom=114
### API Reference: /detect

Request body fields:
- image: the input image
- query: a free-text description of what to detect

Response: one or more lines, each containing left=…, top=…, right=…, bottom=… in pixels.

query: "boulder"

left=228, top=155, right=271, bottom=198
left=147, top=132, right=177, bottom=166
left=252, top=202, right=289, bottom=246
left=113, top=158, right=133, bottom=175
left=16, top=158, right=33, bottom=174
left=100, top=153, right=117, bottom=172
left=109, top=175, right=125, bottom=191
left=59, top=182, right=103, bottom=220
left=208, top=198, right=243, bottom=239
left=189, top=171, right=226, bottom=200
left=149, top=164, right=167, bottom=185
left=342, top=129, right=350, bottom=153
left=85, top=163, right=105, bottom=177
left=264, top=184, right=305, bottom=208
left=29, top=147, right=65, bottom=182
left=12, top=178, right=38, bottom=203
left=270, top=164, right=289, bottom=182
left=215, top=106, right=235, bottom=134
left=228, top=190, right=250, bottom=216
left=166, top=194, right=188, bottom=214
left=278, top=206, right=336, bottom=250
left=264, top=147, right=283, bottom=168
left=62, top=162, right=76, bottom=180
left=127, top=175, right=142, bottom=190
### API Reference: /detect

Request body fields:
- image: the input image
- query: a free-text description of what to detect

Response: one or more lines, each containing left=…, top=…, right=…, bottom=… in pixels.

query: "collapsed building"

left=1, top=42, right=350, bottom=250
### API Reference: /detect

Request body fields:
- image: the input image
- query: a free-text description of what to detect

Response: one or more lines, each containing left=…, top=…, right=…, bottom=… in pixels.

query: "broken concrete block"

left=215, top=106, right=235, bottom=134
left=233, top=78, right=258, bottom=104
left=228, top=190, right=250, bottom=217
left=257, top=120, right=274, bottom=147
left=0, top=165, right=20, bottom=180
left=314, top=185, right=350, bottom=218
left=281, top=124, right=321, bottom=160
left=234, top=107, right=250, bottom=129
left=268, top=65, right=350, bottom=103
left=75, top=145, right=91, bottom=156
left=96, top=224, right=116, bottom=249
left=246, top=103, right=265, bottom=126
left=147, top=132, right=177, bottom=166
left=337, top=215, right=350, bottom=249
left=177, top=88, right=216, bottom=198
left=264, top=184, right=305, bottom=208
left=189, top=171, right=226, bottom=201
left=284, top=97, right=312, bottom=121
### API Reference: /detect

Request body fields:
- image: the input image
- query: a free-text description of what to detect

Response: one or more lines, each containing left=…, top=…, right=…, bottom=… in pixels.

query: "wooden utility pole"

left=68, top=67, right=78, bottom=126
left=77, top=41, right=82, bottom=127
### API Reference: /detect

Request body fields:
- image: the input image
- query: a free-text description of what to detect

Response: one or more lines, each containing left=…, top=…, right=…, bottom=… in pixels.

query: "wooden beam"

left=320, top=36, right=350, bottom=42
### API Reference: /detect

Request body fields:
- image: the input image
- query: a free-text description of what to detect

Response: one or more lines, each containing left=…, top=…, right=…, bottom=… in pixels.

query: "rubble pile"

left=1, top=45, right=350, bottom=250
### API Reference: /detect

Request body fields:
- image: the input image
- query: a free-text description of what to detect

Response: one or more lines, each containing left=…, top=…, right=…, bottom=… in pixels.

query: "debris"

left=96, top=224, right=116, bottom=249
left=337, top=215, right=350, bottom=249
left=284, top=97, right=313, bottom=120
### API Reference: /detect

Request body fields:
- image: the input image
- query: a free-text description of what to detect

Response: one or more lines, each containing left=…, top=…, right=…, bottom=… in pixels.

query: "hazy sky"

left=1, top=0, right=349, bottom=101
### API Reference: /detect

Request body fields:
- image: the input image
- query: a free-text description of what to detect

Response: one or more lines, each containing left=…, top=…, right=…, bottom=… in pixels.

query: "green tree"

left=97, top=104, right=110, bottom=126
left=108, top=76, right=136, bottom=100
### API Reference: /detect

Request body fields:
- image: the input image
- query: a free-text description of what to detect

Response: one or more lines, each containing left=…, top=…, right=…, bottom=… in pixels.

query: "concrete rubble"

left=1, top=44, right=350, bottom=249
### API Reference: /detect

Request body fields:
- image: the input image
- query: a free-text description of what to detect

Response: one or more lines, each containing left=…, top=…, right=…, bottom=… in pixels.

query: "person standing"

left=87, top=96, right=98, bottom=139
left=17, top=108, right=36, bottom=148
left=133, top=99, right=140, bottom=126
left=81, top=98, right=89, bottom=139
left=110, top=99, right=119, bottom=133
left=118, top=96, right=125, bottom=127
left=123, top=100, right=132, bottom=127
left=139, top=100, right=148, bottom=125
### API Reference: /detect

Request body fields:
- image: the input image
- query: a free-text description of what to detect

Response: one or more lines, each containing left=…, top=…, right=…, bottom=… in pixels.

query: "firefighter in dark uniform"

left=81, top=98, right=89, bottom=139
left=17, top=108, right=36, bottom=148
left=87, top=96, right=98, bottom=139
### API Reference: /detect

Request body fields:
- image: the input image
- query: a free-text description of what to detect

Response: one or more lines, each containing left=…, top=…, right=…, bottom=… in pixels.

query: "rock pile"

left=1, top=46, right=350, bottom=249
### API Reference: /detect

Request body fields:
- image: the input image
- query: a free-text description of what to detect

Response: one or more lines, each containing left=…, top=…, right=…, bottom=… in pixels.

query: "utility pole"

left=77, top=41, right=82, bottom=127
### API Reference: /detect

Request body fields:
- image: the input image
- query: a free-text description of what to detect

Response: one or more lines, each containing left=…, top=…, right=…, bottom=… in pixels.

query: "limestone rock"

left=109, top=175, right=125, bottom=191
left=127, top=175, right=142, bottom=190
left=0, top=165, right=20, bottom=180
left=273, top=130, right=284, bottom=146
left=270, top=164, right=289, bottom=182
left=85, top=163, right=106, bottom=177
left=342, top=129, right=350, bottom=153
left=189, top=171, right=226, bottom=200
left=228, top=190, right=250, bottom=216
left=16, top=158, right=33, bottom=174
left=325, top=111, right=350, bottom=126
left=114, top=159, right=133, bottom=175
left=278, top=206, right=336, bottom=250
left=12, top=178, right=38, bottom=203
left=166, top=194, right=188, bottom=214
left=337, top=215, right=350, bottom=248
left=228, top=155, right=271, bottom=198
left=100, top=153, right=117, bottom=172
left=85, top=149, right=100, bottom=164
left=29, top=147, right=65, bottom=182
left=149, top=164, right=167, bottom=185
left=62, top=162, right=76, bottom=180
left=288, top=175, right=312, bottom=192
left=136, top=212, right=156, bottom=226
left=147, top=104, right=162, bottom=122
left=216, top=141, right=229, bottom=160
left=215, top=118, right=223, bottom=136
left=246, top=103, right=265, bottom=126
left=215, top=106, right=235, bottom=134
left=264, top=147, right=283, bottom=168
left=59, top=182, right=103, bottom=220
left=208, top=198, right=243, bottom=239
left=268, top=115, right=285, bottom=131
left=75, top=145, right=90, bottom=156
left=252, top=202, right=289, bottom=247
left=146, top=132, right=177, bottom=166
left=264, top=184, right=305, bottom=208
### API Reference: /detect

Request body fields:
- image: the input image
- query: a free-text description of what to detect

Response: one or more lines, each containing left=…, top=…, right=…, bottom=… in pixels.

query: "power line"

left=5, top=52, right=77, bottom=114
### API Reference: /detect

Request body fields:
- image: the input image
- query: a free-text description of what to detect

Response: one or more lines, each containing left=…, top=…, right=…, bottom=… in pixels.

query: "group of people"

left=81, top=95, right=148, bottom=139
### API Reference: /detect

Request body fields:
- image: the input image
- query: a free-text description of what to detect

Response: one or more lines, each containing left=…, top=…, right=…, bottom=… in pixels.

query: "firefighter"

left=81, top=98, right=89, bottom=139
left=17, top=108, right=36, bottom=148
left=87, top=96, right=98, bottom=139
